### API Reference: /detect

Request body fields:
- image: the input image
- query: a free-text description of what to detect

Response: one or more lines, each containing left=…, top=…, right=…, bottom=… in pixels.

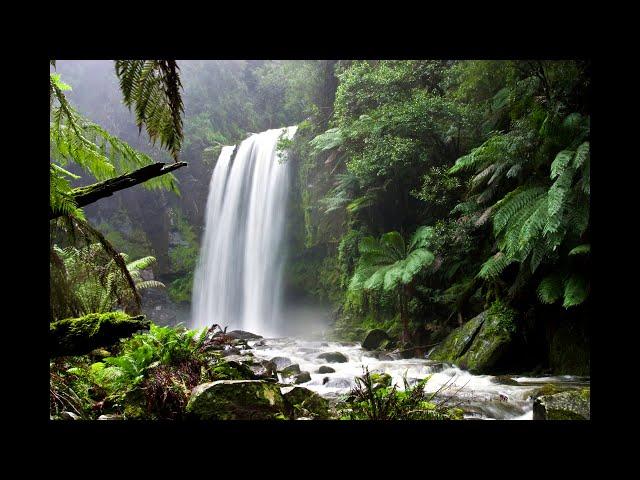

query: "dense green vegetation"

left=50, top=59, right=589, bottom=421
left=287, top=60, right=590, bottom=373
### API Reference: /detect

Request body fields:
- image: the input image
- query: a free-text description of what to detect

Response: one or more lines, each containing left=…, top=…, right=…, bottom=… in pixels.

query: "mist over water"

left=191, top=127, right=297, bottom=336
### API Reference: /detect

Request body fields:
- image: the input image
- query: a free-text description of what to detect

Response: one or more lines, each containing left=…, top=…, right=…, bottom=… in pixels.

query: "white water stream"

left=247, top=336, right=589, bottom=420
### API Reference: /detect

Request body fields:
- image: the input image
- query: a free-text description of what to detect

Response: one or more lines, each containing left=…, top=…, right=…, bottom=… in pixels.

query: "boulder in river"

left=428, top=312, right=486, bottom=363
left=317, top=351, right=348, bottom=363
left=97, top=414, right=123, bottom=420
left=428, top=306, right=516, bottom=374
left=281, top=386, right=331, bottom=419
left=294, top=371, right=312, bottom=384
left=248, top=360, right=278, bottom=380
left=61, top=411, right=81, bottom=420
left=317, top=365, right=335, bottom=374
left=362, top=329, right=390, bottom=350
left=280, top=364, right=301, bottom=378
left=186, top=380, right=286, bottom=420
left=227, top=330, right=263, bottom=341
left=270, top=356, right=294, bottom=370
left=457, top=310, right=514, bottom=374
left=533, top=389, right=590, bottom=420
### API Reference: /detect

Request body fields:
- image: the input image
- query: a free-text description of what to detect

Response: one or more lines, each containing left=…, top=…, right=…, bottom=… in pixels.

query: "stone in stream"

left=491, top=375, right=521, bottom=386
left=227, top=330, right=263, bottom=341
left=323, top=377, right=330, bottom=385
left=317, top=365, right=335, bottom=374
left=317, top=351, right=348, bottom=363
left=186, top=380, right=286, bottom=420
left=362, top=329, right=390, bottom=350
left=294, top=371, right=312, bottom=384
left=270, top=356, right=294, bottom=370
left=428, top=308, right=516, bottom=374
left=248, top=360, right=278, bottom=380
left=369, top=372, right=392, bottom=390
left=281, top=385, right=331, bottom=419
left=280, top=364, right=301, bottom=378
left=97, top=414, right=123, bottom=420
left=533, top=389, right=590, bottom=420
left=428, top=312, right=486, bottom=363
left=61, top=411, right=81, bottom=420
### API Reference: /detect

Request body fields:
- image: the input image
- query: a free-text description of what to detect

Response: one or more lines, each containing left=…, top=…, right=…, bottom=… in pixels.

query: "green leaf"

left=568, top=244, right=590, bottom=256
left=563, top=274, right=589, bottom=308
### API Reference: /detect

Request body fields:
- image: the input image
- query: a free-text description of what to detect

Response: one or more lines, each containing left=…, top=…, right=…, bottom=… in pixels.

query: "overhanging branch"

left=50, top=162, right=187, bottom=220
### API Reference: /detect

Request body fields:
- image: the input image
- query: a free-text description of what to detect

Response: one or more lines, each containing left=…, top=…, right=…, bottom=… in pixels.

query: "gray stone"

left=61, top=411, right=81, bottom=420
left=294, top=371, right=312, bottom=384
left=281, top=364, right=302, bottom=378
left=97, top=414, right=122, bottom=420
left=362, top=329, right=390, bottom=350
left=317, top=365, right=335, bottom=374
left=317, top=351, right=348, bottom=363
left=270, top=356, right=294, bottom=370
left=227, top=330, right=263, bottom=341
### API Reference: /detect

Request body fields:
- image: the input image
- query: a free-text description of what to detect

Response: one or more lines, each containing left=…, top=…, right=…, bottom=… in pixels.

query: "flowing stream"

left=191, top=127, right=589, bottom=420
left=247, top=336, right=589, bottom=420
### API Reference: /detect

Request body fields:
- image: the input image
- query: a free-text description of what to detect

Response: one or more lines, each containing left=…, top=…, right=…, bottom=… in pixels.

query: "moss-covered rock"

left=281, top=386, right=331, bottom=419
left=362, top=329, right=390, bottom=350
left=50, top=312, right=150, bottom=357
left=428, top=303, right=517, bottom=374
left=533, top=389, right=590, bottom=420
left=317, top=351, right=348, bottom=363
left=281, top=364, right=302, bottom=378
left=186, top=380, right=286, bottom=420
left=490, top=375, right=520, bottom=386
left=428, top=312, right=486, bottom=363
left=211, top=360, right=255, bottom=380
left=370, top=372, right=392, bottom=390
left=293, top=371, right=312, bottom=384
left=457, top=307, right=515, bottom=374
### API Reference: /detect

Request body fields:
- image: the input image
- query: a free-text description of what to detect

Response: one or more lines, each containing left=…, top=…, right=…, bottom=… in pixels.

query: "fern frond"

left=126, top=256, right=157, bottom=272
left=569, top=244, right=590, bottom=256
left=135, top=280, right=166, bottom=290
left=492, top=186, right=546, bottom=236
left=477, top=251, right=513, bottom=280
left=115, top=60, right=184, bottom=161
left=537, top=273, right=564, bottom=304
left=563, top=274, right=589, bottom=308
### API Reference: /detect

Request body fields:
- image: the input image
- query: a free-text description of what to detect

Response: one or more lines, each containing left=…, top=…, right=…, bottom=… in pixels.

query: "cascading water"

left=191, top=126, right=297, bottom=336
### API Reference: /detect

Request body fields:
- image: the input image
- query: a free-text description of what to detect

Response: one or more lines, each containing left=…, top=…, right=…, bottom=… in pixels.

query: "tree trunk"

left=399, top=289, right=409, bottom=345
left=50, top=162, right=187, bottom=220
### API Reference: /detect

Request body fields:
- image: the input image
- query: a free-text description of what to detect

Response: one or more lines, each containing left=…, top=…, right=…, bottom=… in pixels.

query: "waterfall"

left=191, top=126, right=297, bottom=336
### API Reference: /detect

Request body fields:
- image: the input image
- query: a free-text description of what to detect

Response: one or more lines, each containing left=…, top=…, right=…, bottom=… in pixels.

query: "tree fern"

left=114, top=60, right=184, bottom=161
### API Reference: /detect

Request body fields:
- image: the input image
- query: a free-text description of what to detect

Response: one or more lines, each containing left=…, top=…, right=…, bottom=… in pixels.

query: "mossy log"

left=49, top=162, right=187, bottom=220
left=50, top=312, right=150, bottom=357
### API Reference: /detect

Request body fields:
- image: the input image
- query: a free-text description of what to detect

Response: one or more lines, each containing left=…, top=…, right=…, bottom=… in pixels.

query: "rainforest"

left=49, top=60, right=590, bottom=421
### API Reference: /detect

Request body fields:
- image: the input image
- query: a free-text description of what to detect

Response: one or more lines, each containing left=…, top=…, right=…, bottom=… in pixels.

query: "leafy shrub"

left=337, top=367, right=464, bottom=420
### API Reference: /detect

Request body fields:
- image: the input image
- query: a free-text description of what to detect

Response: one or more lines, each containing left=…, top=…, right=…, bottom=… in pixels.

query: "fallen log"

left=50, top=162, right=187, bottom=220
left=50, top=312, right=150, bottom=357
